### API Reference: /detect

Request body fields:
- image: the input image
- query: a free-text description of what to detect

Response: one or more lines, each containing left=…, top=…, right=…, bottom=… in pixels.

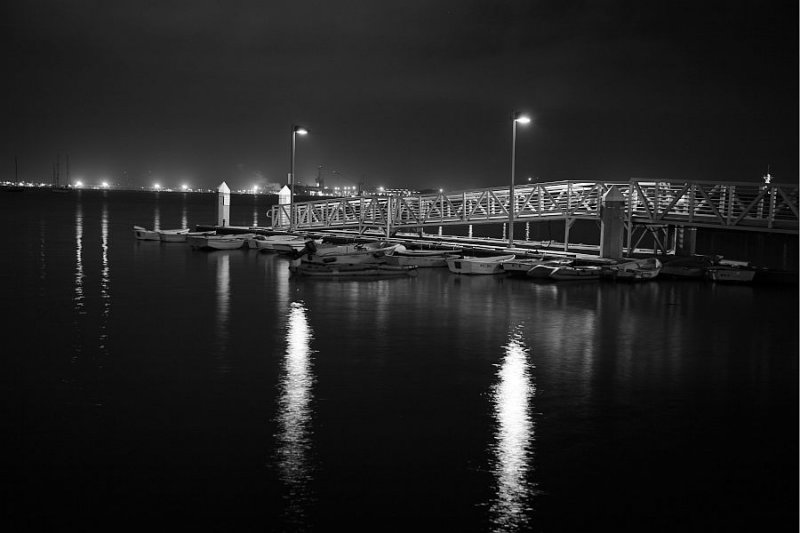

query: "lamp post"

left=289, top=125, right=308, bottom=230
left=508, top=111, right=531, bottom=248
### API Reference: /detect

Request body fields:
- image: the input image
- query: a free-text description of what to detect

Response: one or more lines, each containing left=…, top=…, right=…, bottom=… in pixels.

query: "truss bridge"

left=267, top=179, right=798, bottom=248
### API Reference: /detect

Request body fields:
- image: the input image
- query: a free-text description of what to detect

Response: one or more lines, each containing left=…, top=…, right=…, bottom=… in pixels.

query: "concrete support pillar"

left=675, top=226, right=697, bottom=256
left=600, top=185, right=625, bottom=259
left=217, top=181, right=230, bottom=227
left=468, top=225, right=473, bottom=239
left=278, top=185, right=291, bottom=228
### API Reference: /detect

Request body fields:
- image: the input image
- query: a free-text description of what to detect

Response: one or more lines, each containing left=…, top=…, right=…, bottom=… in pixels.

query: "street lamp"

left=289, top=125, right=308, bottom=230
left=508, top=111, right=531, bottom=248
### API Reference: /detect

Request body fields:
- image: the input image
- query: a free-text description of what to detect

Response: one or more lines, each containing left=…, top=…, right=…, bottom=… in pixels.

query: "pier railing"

left=267, top=179, right=799, bottom=235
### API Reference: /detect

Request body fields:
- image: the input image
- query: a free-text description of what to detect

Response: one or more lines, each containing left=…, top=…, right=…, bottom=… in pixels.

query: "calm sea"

left=2, top=190, right=797, bottom=532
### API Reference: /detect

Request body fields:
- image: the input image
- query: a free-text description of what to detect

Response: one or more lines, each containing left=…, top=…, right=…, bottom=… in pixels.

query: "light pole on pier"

left=508, top=111, right=531, bottom=248
left=289, top=125, right=309, bottom=231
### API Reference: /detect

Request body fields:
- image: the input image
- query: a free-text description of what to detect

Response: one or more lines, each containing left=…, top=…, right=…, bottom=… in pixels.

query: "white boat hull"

left=158, top=228, right=191, bottom=242
left=446, top=254, right=515, bottom=275
left=706, top=267, right=755, bottom=283
left=247, top=234, right=304, bottom=251
left=548, top=266, right=603, bottom=281
left=133, top=226, right=160, bottom=241
left=604, top=258, right=662, bottom=281
left=303, top=242, right=405, bottom=265
left=289, top=262, right=418, bottom=278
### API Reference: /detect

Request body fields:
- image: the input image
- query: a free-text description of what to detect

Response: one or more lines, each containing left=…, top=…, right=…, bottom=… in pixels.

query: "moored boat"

left=289, top=262, right=418, bottom=278
left=302, top=241, right=406, bottom=265
left=385, top=247, right=461, bottom=268
left=603, top=257, right=662, bottom=281
left=548, top=265, right=603, bottom=281
left=446, top=254, right=515, bottom=275
left=660, top=256, right=717, bottom=279
left=133, top=225, right=160, bottom=241
left=247, top=234, right=304, bottom=251
left=526, top=259, right=575, bottom=279
left=158, top=228, right=191, bottom=243
left=190, top=233, right=256, bottom=250
left=705, top=266, right=756, bottom=283
left=501, top=257, right=546, bottom=275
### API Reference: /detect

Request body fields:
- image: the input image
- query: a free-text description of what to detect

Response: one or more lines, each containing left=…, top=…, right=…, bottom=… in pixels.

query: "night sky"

left=3, top=0, right=798, bottom=191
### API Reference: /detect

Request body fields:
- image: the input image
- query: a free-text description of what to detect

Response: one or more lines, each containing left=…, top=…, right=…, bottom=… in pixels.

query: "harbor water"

left=2, top=190, right=797, bottom=531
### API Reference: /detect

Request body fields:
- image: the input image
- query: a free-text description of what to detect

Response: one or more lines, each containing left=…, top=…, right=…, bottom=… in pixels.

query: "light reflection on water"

left=276, top=300, right=316, bottom=526
left=99, top=201, right=111, bottom=361
left=490, top=326, right=536, bottom=532
left=181, top=201, right=188, bottom=229
left=153, top=203, right=161, bottom=231
left=72, top=200, right=85, bottom=362
left=214, top=253, right=231, bottom=374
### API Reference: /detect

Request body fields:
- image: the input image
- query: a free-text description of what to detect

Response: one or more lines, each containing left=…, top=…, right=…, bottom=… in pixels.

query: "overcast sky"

left=3, top=0, right=797, bottom=190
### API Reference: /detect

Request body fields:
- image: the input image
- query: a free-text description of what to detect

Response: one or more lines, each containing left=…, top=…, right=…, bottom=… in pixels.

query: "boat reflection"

left=489, top=326, right=536, bottom=531
left=214, top=253, right=231, bottom=375
left=276, top=300, right=316, bottom=526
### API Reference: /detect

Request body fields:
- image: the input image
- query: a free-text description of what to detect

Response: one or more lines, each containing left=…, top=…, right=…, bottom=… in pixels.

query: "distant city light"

left=153, top=183, right=161, bottom=190
left=181, top=183, right=189, bottom=191
left=75, top=180, right=84, bottom=188
left=252, top=185, right=259, bottom=193
left=101, top=181, right=109, bottom=188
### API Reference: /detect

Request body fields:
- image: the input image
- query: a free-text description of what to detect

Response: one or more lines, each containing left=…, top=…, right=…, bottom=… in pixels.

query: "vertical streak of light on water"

left=252, top=197, right=259, bottom=227
left=181, top=199, right=188, bottom=229
left=72, top=199, right=85, bottom=363
left=215, top=253, right=231, bottom=375
left=99, top=201, right=111, bottom=363
left=489, top=326, right=536, bottom=532
left=153, top=203, right=161, bottom=232
left=276, top=300, right=315, bottom=528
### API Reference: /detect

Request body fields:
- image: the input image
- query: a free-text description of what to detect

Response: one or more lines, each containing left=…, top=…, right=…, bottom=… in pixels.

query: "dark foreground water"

left=2, top=190, right=797, bottom=532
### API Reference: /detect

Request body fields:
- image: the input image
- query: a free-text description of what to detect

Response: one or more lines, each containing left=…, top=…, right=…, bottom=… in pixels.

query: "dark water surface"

left=2, top=190, right=797, bottom=531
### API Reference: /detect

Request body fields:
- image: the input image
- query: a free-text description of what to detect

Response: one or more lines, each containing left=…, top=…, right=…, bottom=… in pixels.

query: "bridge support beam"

left=600, top=185, right=625, bottom=259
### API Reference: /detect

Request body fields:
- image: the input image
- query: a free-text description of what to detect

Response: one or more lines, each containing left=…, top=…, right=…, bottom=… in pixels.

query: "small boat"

left=270, top=236, right=316, bottom=254
left=548, top=265, right=603, bottom=281
left=660, top=256, right=716, bottom=279
left=158, top=228, right=191, bottom=243
left=191, top=233, right=256, bottom=250
left=705, top=266, right=756, bottom=283
left=446, top=254, right=515, bottom=275
left=302, top=241, right=406, bottom=265
left=186, top=231, right=216, bottom=248
left=526, top=259, right=575, bottom=279
left=247, top=234, right=305, bottom=251
left=501, top=257, right=546, bottom=275
left=603, top=257, right=662, bottom=281
left=289, top=262, right=418, bottom=278
left=133, top=225, right=160, bottom=241
left=385, top=247, right=461, bottom=268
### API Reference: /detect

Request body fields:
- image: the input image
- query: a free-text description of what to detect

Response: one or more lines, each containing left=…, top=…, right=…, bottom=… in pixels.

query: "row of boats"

left=133, top=226, right=310, bottom=252
left=133, top=225, right=757, bottom=282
